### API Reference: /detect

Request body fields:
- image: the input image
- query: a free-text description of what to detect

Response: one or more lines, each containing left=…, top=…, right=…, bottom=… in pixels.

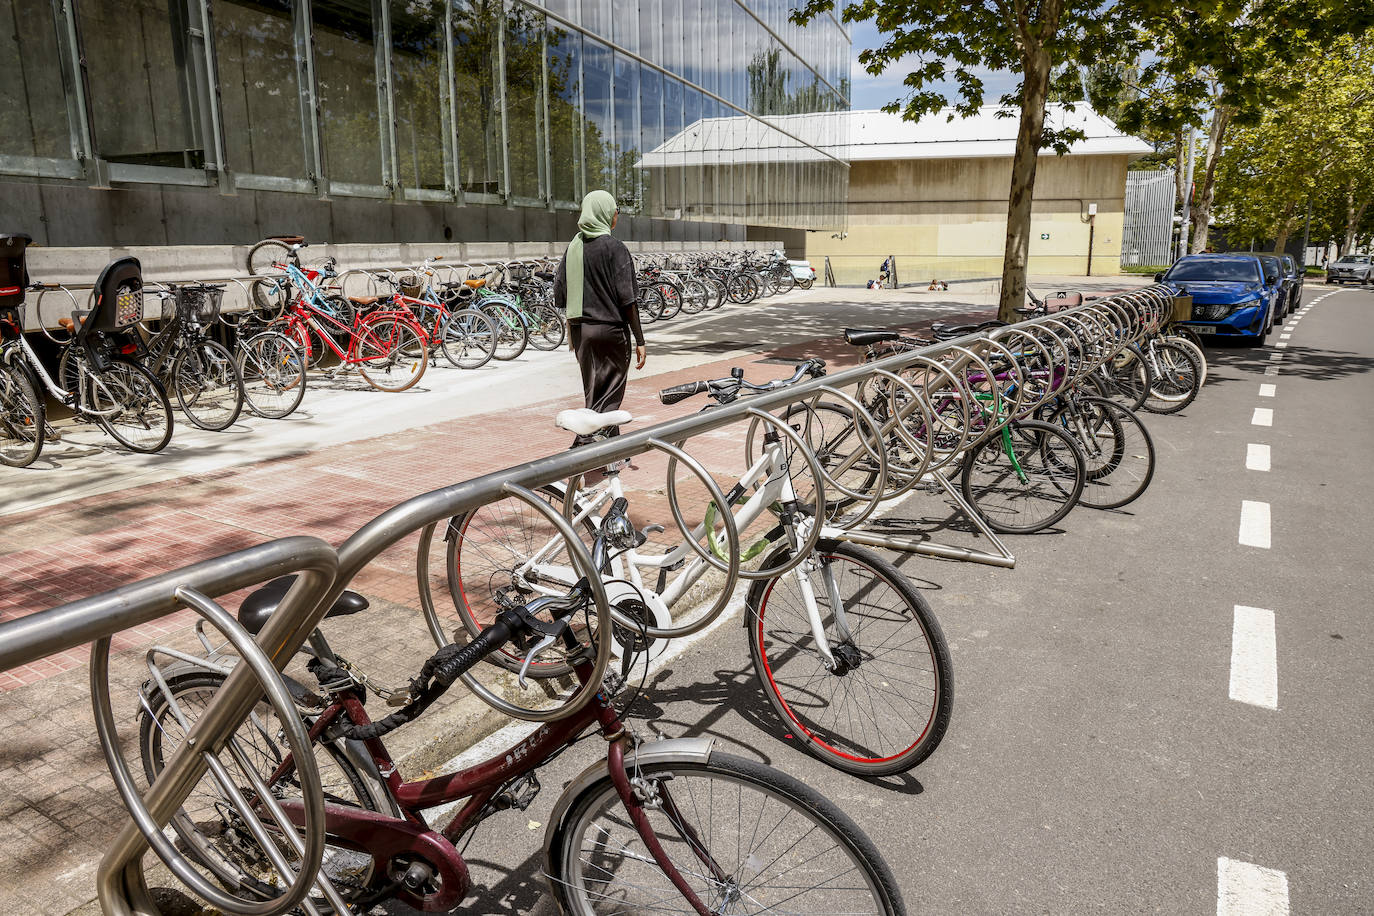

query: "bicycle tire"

left=1142, top=339, right=1202, bottom=415
left=747, top=539, right=953, bottom=777
left=355, top=316, right=427, bottom=392
left=90, top=358, right=174, bottom=453
left=478, top=301, right=529, bottom=360
left=1099, top=345, right=1151, bottom=412
left=637, top=285, right=664, bottom=323
left=441, top=308, right=498, bottom=369
left=171, top=339, right=245, bottom=431
left=780, top=401, right=884, bottom=516
left=1163, top=332, right=1208, bottom=387
left=656, top=282, right=682, bottom=320
left=527, top=303, right=567, bottom=351
left=545, top=750, right=906, bottom=915
left=960, top=418, right=1085, bottom=534
left=247, top=240, right=293, bottom=316
left=1049, top=396, right=1155, bottom=510
left=139, top=671, right=384, bottom=909
left=237, top=330, right=307, bottom=419
left=680, top=278, right=710, bottom=314
left=0, top=361, right=44, bottom=467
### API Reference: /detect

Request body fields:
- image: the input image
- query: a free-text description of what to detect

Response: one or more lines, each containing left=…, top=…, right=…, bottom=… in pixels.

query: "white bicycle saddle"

left=555, top=408, right=633, bottom=436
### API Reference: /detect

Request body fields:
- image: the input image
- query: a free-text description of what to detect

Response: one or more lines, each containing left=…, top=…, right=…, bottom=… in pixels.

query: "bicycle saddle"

left=463, top=278, right=486, bottom=289
left=556, top=408, right=633, bottom=436
left=238, top=575, right=369, bottom=636
left=930, top=319, right=1005, bottom=340
left=348, top=295, right=385, bottom=306
left=535, top=270, right=555, bottom=281
left=844, top=328, right=901, bottom=346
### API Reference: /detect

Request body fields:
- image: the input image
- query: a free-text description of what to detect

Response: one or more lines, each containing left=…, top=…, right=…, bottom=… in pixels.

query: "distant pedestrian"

left=555, top=189, right=646, bottom=446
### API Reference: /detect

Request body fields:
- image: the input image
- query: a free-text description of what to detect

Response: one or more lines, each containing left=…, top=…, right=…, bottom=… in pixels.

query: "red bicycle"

left=137, top=498, right=906, bottom=915
left=275, top=284, right=428, bottom=392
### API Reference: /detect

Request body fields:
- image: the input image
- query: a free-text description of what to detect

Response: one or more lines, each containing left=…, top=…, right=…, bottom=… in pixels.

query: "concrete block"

left=486, top=206, right=524, bottom=242
left=253, top=191, right=332, bottom=245
left=328, top=196, right=395, bottom=244
left=449, top=203, right=489, bottom=242
left=520, top=209, right=556, bottom=243
left=0, top=180, right=48, bottom=246
left=161, top=186, right=257, bottom=245
left=391, top=200, right=447, bottom=243
left=465, top=242, right=512, bottom=262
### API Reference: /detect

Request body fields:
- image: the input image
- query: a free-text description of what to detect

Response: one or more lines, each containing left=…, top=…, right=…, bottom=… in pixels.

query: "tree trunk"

left=1172, top=126, right=1186, bottom=211
left=997, top=49, right=1052, bottom=323
left=1272, top=202, right=1296, bottom=253
left=1344, top=193, right=1369, bottom=254
left=1190, top=106, right=1234, bottom=253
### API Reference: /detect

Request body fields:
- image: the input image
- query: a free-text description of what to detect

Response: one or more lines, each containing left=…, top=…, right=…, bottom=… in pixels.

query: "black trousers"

left=570, top=320, right=630, bottom=445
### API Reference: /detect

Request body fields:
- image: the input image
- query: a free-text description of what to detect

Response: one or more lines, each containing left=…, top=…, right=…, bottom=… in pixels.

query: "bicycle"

left=376, top=260, right=499, bottom=369
left=443, top=361, right=954, bottom=778
left=1, top=257, right=174, bottom=456
left=137, top=502, right=908, bottom=915
left=234, top=325, right=308, bottom=419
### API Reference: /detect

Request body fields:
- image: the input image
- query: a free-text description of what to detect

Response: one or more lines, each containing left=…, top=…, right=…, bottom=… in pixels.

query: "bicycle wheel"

left=656, top=283, right=682, bottom=320
left=637, top=285, right=664, bottom=323
left=747, top=539, right=952, bottom=777
left=959, top=418, right=1085, bottom=534
left=1050, top=396, right=1155, bottom=510
left=527, top=303, right=567, bottom=350
left=1098, top=346, right=1151, bottom=411
left=172, top=340, right=245, bottom=431
left=0, top=361, right=44, bottom=468
left=89, top=358, right=174, bottom=453
left=478, top=301, right=529, bottom=360
left=1142, top=340, right=1202, bottom=415
left=546, top=750, right=906, bottom=915
left=237, top=331, right=307, bottom=419
left=726, top=274, right=752, bottom=304
left=355, top=316, right=427, bottom=392
left=780, top=401, right=883, bottom=516
left=441, top=308, right=498, bottom=369
left=444, top=484, right=594, bottom=678
left=680, top=278, right=710, bottom=314
left=246, top=238, right=292, bottom=276
left=139, top=671, right=384, bottom=909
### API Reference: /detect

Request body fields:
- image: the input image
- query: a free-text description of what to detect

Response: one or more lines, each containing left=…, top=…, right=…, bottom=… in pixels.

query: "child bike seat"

left=556, top=408, right=633, bottom=436
left=238, top=575, right=369, bottom=636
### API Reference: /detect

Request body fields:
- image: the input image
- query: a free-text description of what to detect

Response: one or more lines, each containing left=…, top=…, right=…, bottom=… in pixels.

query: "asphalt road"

left=370, top=281, right=1374, bottom=915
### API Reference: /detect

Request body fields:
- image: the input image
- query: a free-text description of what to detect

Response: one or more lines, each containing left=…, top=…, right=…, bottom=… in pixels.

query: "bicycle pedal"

left=493, top=773, right=541, bottom=811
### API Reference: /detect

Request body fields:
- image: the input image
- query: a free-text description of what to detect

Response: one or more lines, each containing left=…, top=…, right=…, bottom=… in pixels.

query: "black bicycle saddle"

left=238, top=575, right=369, bottom=636
left=844, top=328, right=901, bottom=346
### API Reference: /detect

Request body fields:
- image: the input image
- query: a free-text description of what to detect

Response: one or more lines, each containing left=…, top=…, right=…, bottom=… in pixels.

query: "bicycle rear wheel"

left=527, top=303, right=567, bottom=350
left=546, top=750, right=906, bottom=915
left=747, top=540, right=953, bottom=776
left=172, top=340, right=245, bottom=431
left=680, top=278, right=710, bottom=314
left=237, top=331, right=307, bottom=419
left=478, top=301, right=529, bottom=360
left=637, top=285, right=664, bottom=323
left=355, top=316, right=427, bottom=392
left=90, top=358, right=174, bottom=453
left=441, top=308, right=498, bottom=369
left=0, top=361, right=44, bottom=468
left=1051, top=396, right=1155, bottom=510
left=960, top=418, right=1085, bottom=534
left=1142, top=340, right=1202, bottom=414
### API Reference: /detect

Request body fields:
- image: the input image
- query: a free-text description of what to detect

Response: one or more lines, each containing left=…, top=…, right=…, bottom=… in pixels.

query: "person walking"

left=555, top=189, right=646, bottom=445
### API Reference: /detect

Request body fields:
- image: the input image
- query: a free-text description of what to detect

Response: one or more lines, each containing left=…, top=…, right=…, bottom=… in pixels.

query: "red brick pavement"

left=0, top=311, right=987, bottom=691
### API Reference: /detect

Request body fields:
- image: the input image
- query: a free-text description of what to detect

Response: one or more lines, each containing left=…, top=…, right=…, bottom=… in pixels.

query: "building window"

left=612, top=53, right=639, bottom=211
left=580, top=35, right=612, bottom=194
left=505, top=3, right=545, bottom=201
left=81, top=0, right=200, bottom=169
left=313, top=0, right=383, bottom=188
left=454, top=0, right=503, bottom=196
left=545, top=20, right=580, bottom=204
left=391, top=0, right=448, bottom=193
left=215, top=0, right=305, bottom=180
left=638, top=65, right=662, bottom=218
left=0, top=0, right=71, bottom=161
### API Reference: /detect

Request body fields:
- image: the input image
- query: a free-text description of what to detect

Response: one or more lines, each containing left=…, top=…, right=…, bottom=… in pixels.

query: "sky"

left=846, top=19, right=1021, bottom=112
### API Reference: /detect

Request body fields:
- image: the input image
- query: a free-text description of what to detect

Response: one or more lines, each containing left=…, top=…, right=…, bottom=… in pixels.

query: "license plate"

left=1192, top=325, right=1218, bottom=335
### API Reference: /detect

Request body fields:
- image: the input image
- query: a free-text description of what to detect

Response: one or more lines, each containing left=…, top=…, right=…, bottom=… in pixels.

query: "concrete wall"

left=806, top=153, right=1132, bottom=285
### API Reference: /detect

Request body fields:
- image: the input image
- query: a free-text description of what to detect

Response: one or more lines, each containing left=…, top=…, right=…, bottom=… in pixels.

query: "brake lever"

left=518, top=629, right=562, bottom=688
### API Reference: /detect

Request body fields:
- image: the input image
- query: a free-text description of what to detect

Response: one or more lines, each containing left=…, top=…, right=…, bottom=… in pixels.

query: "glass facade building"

left=0, top=0, right=849, bottom=244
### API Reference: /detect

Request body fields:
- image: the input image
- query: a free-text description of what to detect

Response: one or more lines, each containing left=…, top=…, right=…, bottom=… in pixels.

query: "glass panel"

left=611, top=0, right=636, bottom=55
left=580, top=0, right=609, bottom=39
left=391, top=0, right=447, bottom=191
left=0, top=0, right=71, bottom=159
left=546, top=21, right=580, bottom=202
left=612, top=52, right=638, bottom=210
left=683, top=87, right=702, bottom=219
left=506, top=3, right=545, bottom=199
left=639, top=65, right=662, bottom=218
left=663, top=75, right=683, bottom=217
left=542, top=0, right=577, bottom=24
left=82, top=0, right=199, bottom=168
left=313, top=0, right=383, bottom=186
left=580, top=36, right=612, bottom=193
left=453, top=0, right=503, bottom=195
left=637, top=0, right=661, bottom=71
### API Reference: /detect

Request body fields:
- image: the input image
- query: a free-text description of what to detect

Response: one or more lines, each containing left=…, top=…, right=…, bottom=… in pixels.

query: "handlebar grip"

left=431, top=616, right=513, bottom=688
left=659, top=380, right=706, bottom=404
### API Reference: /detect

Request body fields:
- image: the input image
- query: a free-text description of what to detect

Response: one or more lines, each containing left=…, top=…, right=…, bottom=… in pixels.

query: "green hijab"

left=565, top=189, right=617, bottom=319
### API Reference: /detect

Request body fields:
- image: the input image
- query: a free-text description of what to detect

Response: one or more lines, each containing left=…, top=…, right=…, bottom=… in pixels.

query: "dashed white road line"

left=1229, top=606, right=1279, bottom=710
left=1275, top=341, right=1288, bottom=349
left=1279, top=334, right=1291, bottom=340
left=1251, top=407, right=1273, bottom=426
left=1239, top=500, right=1271, bottom=548
left=1268, top=352, right=1284, bottom=362
left=1246, top=444, right=1270, bottom=472
left=1258, top=384, right=1275, bottom=398
left=1218, top=856, right=1289, bottom=914
left=1263, top=366, right=1279, bottom=376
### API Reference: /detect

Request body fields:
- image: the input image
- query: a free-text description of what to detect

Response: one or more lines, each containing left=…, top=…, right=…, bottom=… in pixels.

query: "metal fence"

left=1122, top=169, right=1176, bottom=267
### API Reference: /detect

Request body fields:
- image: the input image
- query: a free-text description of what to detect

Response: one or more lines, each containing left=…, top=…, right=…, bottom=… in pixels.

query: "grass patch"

left=1121, top=264, right=1169, bottom=275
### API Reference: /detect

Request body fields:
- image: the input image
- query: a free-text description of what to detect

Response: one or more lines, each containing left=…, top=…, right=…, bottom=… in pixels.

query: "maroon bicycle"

left=137, top=499, right=906, bottom=915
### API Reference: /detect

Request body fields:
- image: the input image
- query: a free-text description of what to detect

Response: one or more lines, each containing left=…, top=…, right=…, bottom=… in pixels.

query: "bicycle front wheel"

left=546, top=750, right=906, bottom=915
left=89, top=358, right=174, bottom=453
left=960, top=418, right=1085, bottom=534
left=527, top=303, right=567, bottom=350
left=1050, top=396, right=1155, bottom=510
left=747, top=540, right=953, bottom=776
left=237, top=330, right=307, bottom=419
left=0, top=361, right=44, bottom=468
left=172, top=340, right=245, bottom=431
left=479, top=301, right=529, bottom=360
left=441, top=308, right=498, bottom=369
left=1142, top=339, right=1202, bottom=414
left=355, top=316, right=427, bottom=392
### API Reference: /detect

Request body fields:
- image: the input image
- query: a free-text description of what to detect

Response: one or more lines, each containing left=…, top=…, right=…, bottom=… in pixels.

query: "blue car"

left=1156, top=254, right=1279, bottom=345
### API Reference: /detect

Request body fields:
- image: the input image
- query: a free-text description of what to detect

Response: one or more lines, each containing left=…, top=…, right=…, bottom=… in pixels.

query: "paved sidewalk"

left=0, top=276, right=1148, bottom=914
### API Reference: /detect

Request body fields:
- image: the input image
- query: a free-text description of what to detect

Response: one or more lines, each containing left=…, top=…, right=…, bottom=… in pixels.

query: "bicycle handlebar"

left=658, top=358, right=826, bottom=405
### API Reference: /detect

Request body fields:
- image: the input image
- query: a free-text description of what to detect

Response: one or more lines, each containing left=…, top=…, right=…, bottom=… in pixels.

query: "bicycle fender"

left=541, top=736, right=715, bottom=864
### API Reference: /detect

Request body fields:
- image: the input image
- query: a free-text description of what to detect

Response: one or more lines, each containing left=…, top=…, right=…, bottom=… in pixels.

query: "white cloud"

left=846, top=17, right=1020, bottom=111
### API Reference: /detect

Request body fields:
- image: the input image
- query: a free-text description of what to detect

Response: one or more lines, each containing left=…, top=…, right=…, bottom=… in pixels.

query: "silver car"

left=1326, top=253, right=1373, bottom=285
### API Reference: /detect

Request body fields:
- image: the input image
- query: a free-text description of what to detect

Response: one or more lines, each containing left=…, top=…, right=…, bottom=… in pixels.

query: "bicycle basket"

left=176, top=284, right=225, bottom=323
left=1170, top=293, right=1193, bottom=325
left=397, top=274, right=423, bottom=298
left=508, top=264, right=532, bottom=281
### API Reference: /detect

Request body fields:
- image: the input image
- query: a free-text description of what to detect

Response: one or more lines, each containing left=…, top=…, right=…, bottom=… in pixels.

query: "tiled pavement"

left=0, top=308, right=993, bottom=913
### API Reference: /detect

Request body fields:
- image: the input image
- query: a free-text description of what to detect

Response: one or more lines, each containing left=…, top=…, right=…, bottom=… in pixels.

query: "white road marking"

left=1229, top=607, right=1279, bottom=710
left=1240, top=500, right=1271, bottom=548
left=1258, top=384, right=1276, bottom=397
left=1268, top=352, right=1284, bottom=361
left=1217, top=856, right=1288, bottom=915
left=1279, top=334, right=1290, bottom=340
left=1263, top=366, right=1279, bottom=376
left=1246, top=444, right=1270, bottom=472
left=1275, top=341, right=1288, bottom=349
left=1251, top=408, right=1273, bottom=426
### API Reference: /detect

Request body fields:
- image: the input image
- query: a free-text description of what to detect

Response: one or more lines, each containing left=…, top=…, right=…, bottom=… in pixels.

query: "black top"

left=554, top=234, right=645, bottom=346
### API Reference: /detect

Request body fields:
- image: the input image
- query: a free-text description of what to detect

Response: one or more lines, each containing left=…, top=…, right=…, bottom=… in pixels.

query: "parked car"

left=1156, top=253, right=1279, bottom=345
left=1280, top=255, right=1303, bottom=317
left=1258, top=254, right=1288, bottom=324
left=1325, top=253, right=1372, bottom=285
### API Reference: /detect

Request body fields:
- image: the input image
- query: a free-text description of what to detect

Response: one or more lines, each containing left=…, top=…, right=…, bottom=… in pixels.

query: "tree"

left=793, top=0, right=1152, bottom=321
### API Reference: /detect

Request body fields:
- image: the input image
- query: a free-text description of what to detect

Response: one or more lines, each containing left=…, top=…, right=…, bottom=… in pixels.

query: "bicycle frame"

left=4, top=331, right=125, bottom=418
